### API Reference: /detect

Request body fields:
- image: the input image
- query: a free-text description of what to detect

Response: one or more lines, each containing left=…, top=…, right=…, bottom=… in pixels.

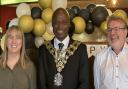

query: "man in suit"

left=37, top=8, right=89, bottom=89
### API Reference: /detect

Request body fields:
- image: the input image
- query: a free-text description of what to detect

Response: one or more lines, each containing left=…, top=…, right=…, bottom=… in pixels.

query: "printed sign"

left=87, top=44, right=108, bottom=58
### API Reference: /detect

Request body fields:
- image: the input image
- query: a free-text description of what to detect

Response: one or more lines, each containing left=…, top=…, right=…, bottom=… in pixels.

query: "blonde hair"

left=0, top=25, right=30, bottom=69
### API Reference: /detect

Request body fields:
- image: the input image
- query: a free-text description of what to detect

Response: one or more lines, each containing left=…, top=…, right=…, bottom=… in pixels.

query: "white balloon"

left=35, top=36, right=44, bottom=48
left=16, top=3, right=31, bottom=18
left=0, top=27, right=2, bottom=33
left=9, top=18, right=19, bottom=27
left=52, top=0, right=67, bottom=11
left=1, top=34, right=6, bottom=51
left=43, top=31, right=54, bottom=41
left=72, top=30, right=98, bottom=42
left=46, top=22, right=54, bottom=35
left=72, top=32, right=87, bottom=42
left=107, top=9, right=112, bottom=16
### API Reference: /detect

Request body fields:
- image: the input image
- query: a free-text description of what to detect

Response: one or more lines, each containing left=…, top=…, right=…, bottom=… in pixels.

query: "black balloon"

left=67, top=8, right=76, bottom=21
left=79, top=9, right=90, bottom=22
left=91, top=6, right=108, bottom=27
left=69, top=21, right=75, bottom=37
left=71, top=6, right=80, bottom=16
left=31, top=7, right=42, bottom=19
left=86, top=4, right=96, bottom=14
left=66, top=8, right=70, bottom=11
left=6, top=20, right=11, bottom=30
left=85, top=21, right=94, bottom=34
left=24, top=32, right=35, bottom=49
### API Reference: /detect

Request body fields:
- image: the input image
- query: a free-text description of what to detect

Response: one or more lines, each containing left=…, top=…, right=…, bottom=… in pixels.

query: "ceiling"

left=0, top=0, right=37, bottom=5
left=1, top=0, right=128, bottom=8
left=68, top=0, right=128, bottom=8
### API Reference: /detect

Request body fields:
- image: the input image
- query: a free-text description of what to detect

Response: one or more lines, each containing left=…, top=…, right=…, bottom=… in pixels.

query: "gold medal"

left=54, top=72, right=63, bottom=86
left=45, top=40, right=81, bottom=86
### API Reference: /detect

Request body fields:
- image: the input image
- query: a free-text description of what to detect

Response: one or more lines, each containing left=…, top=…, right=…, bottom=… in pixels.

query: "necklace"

left=44, top=40, right=81, bottom=86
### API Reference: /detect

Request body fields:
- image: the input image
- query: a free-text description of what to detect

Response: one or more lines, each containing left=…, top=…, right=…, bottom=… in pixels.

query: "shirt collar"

left=110, top=42, right=128, bottom=54
left=54, top=35, right=70, bottom=50
left=123, top=42, right=128, bottom=49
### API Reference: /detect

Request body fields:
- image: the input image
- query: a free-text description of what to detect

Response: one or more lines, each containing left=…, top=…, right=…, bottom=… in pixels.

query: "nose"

left=12, top=38, right=16, bottom=44
left=58, top=23, right=63, bottom=28
left=108, top=29, right=116, bottom=35
left=110, top=29, right=115, bottom=34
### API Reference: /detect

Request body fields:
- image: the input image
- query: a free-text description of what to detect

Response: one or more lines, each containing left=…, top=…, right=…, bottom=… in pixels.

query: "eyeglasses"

left=107, top=27, right=126, bottom=33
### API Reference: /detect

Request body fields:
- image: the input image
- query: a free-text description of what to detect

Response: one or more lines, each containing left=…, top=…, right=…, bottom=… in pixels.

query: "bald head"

left=52, top=8, right=70, bottom=41
left=52, top=8, right=70, bottom=24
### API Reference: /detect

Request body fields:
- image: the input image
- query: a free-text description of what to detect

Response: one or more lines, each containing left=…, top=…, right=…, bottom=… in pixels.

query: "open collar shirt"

left=0, top=61, right=36, bottom=89
left=94, top=42, right=128, bottom=89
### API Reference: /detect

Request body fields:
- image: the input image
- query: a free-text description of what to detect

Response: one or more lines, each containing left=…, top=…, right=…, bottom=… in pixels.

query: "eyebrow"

left=108, top=27, right=126, bottom=29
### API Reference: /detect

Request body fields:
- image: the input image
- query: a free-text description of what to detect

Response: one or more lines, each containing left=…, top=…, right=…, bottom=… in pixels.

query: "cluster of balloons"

left=67, top=4, right=109, bottom=35
left=67, top=4, right=108, bottom=42
left=67, top=4, right=128, bottom=42
left=10, top=0, right=67, bottom=48
left=3, top=1, right=128, bottom=49
left=100, top=9, right=128, bottom=34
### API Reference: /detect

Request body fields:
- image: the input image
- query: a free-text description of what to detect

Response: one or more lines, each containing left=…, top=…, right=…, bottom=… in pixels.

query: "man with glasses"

left=94, top=16, right=128, bottom=89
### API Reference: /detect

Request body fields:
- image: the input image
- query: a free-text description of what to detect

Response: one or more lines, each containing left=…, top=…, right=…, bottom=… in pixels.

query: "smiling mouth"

left=112, top=36, right=119, bottom=39
left=57, top=30, right=64, bottom=34
left=11, top=45, right=17, bottom=48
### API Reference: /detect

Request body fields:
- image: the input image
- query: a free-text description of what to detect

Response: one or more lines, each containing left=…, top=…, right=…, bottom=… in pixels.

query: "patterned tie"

left=58, top=43, right=64, bottom=50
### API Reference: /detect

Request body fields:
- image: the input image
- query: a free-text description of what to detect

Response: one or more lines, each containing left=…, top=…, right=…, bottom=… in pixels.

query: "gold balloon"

left=95, top=27, right=107, bottom=42
left=72, top=32, right=97, bottom=42
left=43, top=31, right=54, bottom=41
left=72, top=16, right=86, bottom=34
left=19, top=15, right=34, bottom=33
left=46, top=22, right=54, bottom=35
left=33, top=19, right=46, bottom=36
left=100, top=21, right=107, bottom=34
left=112, top=9, right=127, bottom=20
left=41, top=8, right=53, bottom=24
left=72, top=32, right=87, bottom=42
left=38, top=0, right=52, bottom=9
left=72, top=26, right=107, bottom=42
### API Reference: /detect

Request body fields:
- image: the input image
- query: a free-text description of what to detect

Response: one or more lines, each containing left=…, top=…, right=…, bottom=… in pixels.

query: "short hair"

left=0, top=25, right=30, bottom=69
left=107, top=16, right=128, bottom=29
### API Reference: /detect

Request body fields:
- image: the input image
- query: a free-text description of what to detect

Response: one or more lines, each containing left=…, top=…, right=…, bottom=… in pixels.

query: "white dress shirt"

left=54, top=35, right=70, bottom=50
left=94, top=42, right=128, bottom=89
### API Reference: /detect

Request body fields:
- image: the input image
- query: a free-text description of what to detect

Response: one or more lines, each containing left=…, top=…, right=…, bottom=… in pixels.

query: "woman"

left=0, top=25, right=36, bottom=89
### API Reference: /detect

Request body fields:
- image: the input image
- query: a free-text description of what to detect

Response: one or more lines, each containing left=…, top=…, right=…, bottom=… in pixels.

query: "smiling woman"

left=0, top=25, right=36, bottom=89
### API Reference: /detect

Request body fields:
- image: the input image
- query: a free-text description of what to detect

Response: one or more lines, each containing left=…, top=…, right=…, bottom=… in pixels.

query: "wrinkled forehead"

left=108, top=19, right=126, bottom=27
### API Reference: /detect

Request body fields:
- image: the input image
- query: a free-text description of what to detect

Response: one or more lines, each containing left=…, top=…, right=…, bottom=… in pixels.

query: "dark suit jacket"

left=37, top=39, right=89, bottom=89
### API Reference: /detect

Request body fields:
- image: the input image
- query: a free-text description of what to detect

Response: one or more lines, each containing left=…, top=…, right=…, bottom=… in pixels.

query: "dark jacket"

left=37, top=39, right=89, bottom=89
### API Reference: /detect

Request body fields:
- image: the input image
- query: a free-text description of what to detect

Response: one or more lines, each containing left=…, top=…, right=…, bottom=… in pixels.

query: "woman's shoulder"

left=27, top=60, right=35, bottom=67
left=25, top=60, right=36, bottom=72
